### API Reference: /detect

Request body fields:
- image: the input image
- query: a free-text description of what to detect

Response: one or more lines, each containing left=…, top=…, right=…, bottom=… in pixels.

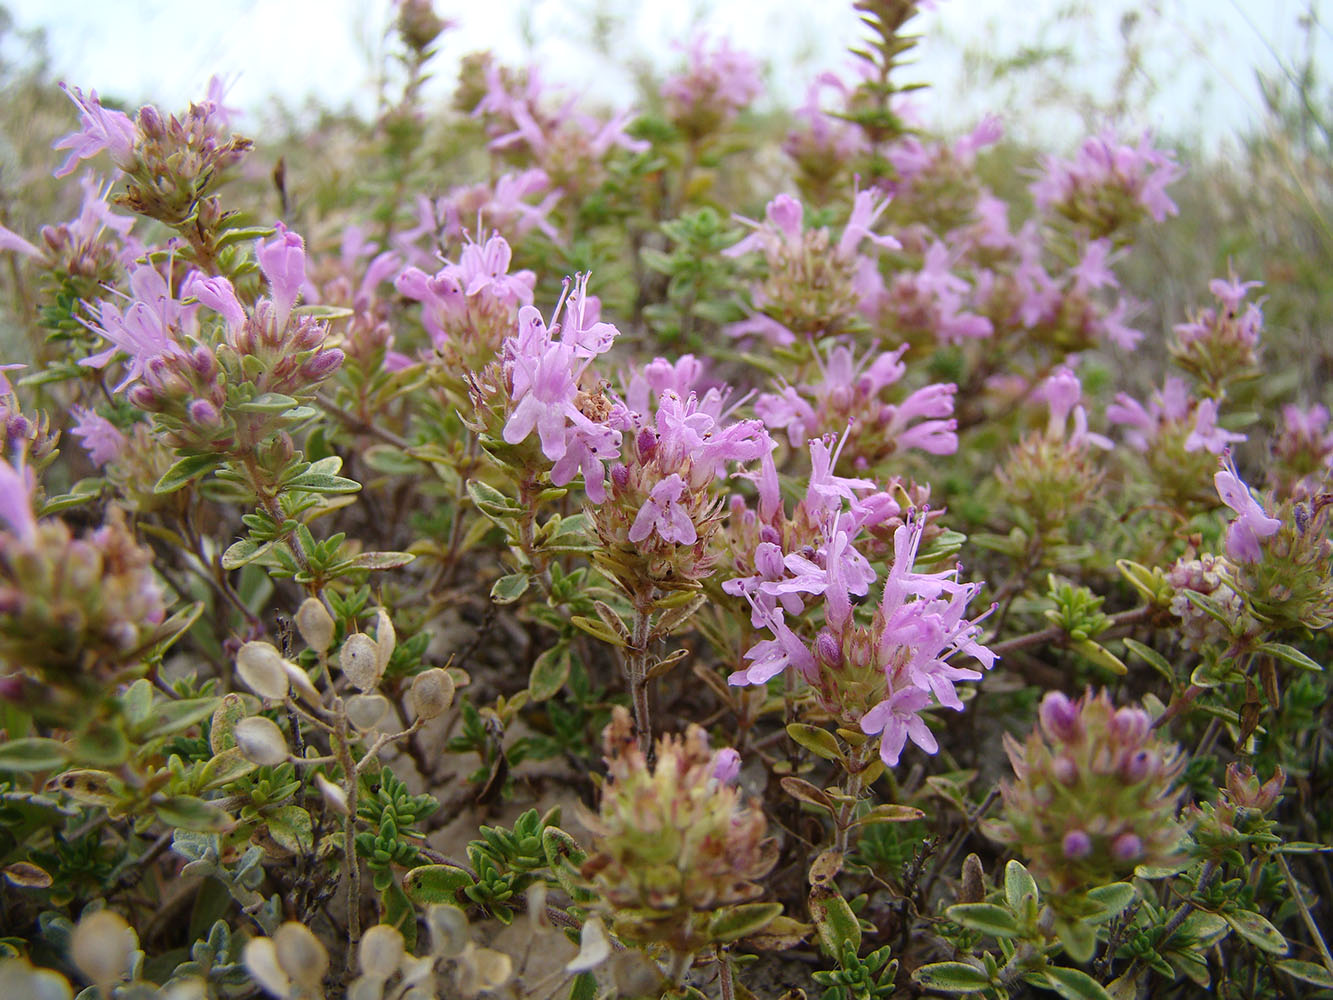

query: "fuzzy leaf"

left=1004, top=859, right=1039, bottom=910
left=1085, top=882, right=1137, bottom=921
left=569, top=615, right=626, bottom=648
left=946, top=903, right=1020, bottom=938
left=221, top=537, right=275, bottom=570
left=490, top=572, right=531, bottom=605
left=284, top=471, right=362, bottom=494
left=1254, top=641, right=1323, bottom=673
left=0, top=738, right=70, bottom=772
left=1043, top=966, right=1112, bottom=1000
left=708, top=902, right=783, bottom=943
left=528, top=644, right=571, bottom=702
left=809, top=885, right=861, bottom=957
left=786, top=723, right=843, bottom=761
left=402, top=865, right=474, bottom=905
left=155, top=453, right=222, bottom=494
left=342, top=551, right=416, bottom=571
left=780, top=777, right=834, bottom=813
left=1276, top=959, right=1333, bottom=988
left=1222, top=909, right=1288, bottom=955
left=266, top=805, right=313, bottom=853
left=154, top=795, right=233, bottom=832
left=911, top=962, right=991, bottom=992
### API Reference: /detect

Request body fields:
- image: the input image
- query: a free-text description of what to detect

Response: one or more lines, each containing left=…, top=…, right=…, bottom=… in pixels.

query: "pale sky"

left=2, top=0, right=1328, bottom=148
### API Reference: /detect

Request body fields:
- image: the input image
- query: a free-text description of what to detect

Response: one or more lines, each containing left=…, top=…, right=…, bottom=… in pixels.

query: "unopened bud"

left=408, top=668, right=455, bottom=720
left=187, top=398, right=220, bottom=427
left=234, top=716, right=288, bottom=767
left=1062, top=830, right=1093, bottom=859
left=235, top=641, right=290, bottom=700
left=339, top=632, right=383, bottom=692
left=137, top=104, right=165, bottom=138
left=295, top=597, right=335, bottom=651
left=1110, top=832, right=1143, bottom=863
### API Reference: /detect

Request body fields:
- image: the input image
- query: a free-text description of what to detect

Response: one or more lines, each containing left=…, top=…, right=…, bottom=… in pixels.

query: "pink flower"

left=1215, top=463, right=1281, bottom=563
left=52, top=85, right=138, bottom=178
left=0, top=456, right=37, bottom=545
left=71, top=408, right=128, bottom=467
left=711, top=747, right=742, bottom=785
left=861, top=686, right=937, bottom=767
left=256, top=223, right=307, bottom=328
left=628, top=474, right=696, bottom=545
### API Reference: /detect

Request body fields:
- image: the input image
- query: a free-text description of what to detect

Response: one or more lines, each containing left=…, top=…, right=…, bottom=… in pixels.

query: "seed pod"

left=274, top=922, right=328, bottom=990
left=71, top=910, right=137, bottom=993
left=295, top=597, right=335, bottom=652
left=315, top=773, right=350, bottom=816
left=359, top=925, right=405, bottom=980
left=346, top=693, right=390, bottom=731
left=234, top=716, right=289, bottom=767
left=408, top=668, right=455, bottom=720
left=340, top=633, right=383, bottom=692
left=374, top=607, right=396, bottom=672
left=235, top=641, right=290, bottom=700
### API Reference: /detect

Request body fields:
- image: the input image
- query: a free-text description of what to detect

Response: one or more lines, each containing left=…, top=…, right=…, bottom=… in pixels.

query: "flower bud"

left=295, top=597, right=335, bottom=651
left=339, top=632, right=383, bottom=692
left=408, top=668, right=455, bottom=720
left=187, top=398, right=220, bottom=427
left=234, top=716, right=289, bottom=766
left=1110, top=832, right=1143, bottom=863
left=1061, top=830, right=1092, bottom=859
left=1038, top=691, right=1080, bottom=741
left=235, top=641, right=290, bottom=700
left=711, top=747, right=741, bottom=785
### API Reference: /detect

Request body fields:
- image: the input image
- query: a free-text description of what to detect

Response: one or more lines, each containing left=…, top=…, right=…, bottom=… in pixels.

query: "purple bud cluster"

left=988, top=689, right=1185, bottom=894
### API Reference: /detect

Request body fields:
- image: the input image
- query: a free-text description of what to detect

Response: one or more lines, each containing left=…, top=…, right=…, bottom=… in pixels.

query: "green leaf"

left=491, top=572, right=531, bottom=605
left=568, top=972, right=598, bottom=1000
left=237, top=392, right=299, bottom=413
left=809, top=886, right=861, bottom=957
left=1004, top=860, right=1039, bottom=910
left=210, top=694, right=246, bottom=754
left=221, top=537, right=275, bottom=570
left=1070, top=639, right=1128, bottom=676
left=569, top=615, right=626, bottom=648
left=1085, top=882, right=1138, bottom=921
left=1042, top=966, right=1112, bottom=1000
left=1255, top=642, right=1324, bottom=672
left=138, top=697, right=221, bottom=741
left=154, top=795, right=233, bottom=832
left=284, top=471, right=362, bottom=494
left=911, top=962, right=992, bottom=992
left=780, top=777, right=835, bottom=813
left=402, top=865, right=474, bottom=905
left=1121, top=638, right=1175, bottom=681
left=466, top=480, right=520, bottom=517
left=1276, top=959, right=1333, bottom=989
left=1222, top=909, right=1289, bottom=955
left=197, top=748, right=258, bottom=790
left=786, top=723, right=844, bottom=761
left=0, top=738, right=70, bottom=772
left=341, top=551, right=415, bottom=571
left=946, top=903, right=1020, bottom=938
left=266, top=805, right=313, bottom=853
left=707, top=902, right=783, bottom=943
left=155, top=453, right=222, bottom=494
left=851, top=803, right=926, bottom=827
left=528, top=645, right=570, bottom=702
left=382, top=877, right=418, bottom=952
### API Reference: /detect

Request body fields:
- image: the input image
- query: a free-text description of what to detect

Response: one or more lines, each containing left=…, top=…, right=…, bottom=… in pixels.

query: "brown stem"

left=627, top=602, right=654, bottom=759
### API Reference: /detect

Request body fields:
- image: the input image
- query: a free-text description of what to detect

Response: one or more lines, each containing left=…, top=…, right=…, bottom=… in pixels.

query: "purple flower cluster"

left=1031, top=128, right=1182, bottom=230
left=724, top=428, right=995, bottom=767
left=501, top=275, right=622, bottom=501
left=1107, top=377, right=1244, bottom=456
left=756, top=340, right=957, bottom=464
left=661, top=34, right=762, bottom=135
